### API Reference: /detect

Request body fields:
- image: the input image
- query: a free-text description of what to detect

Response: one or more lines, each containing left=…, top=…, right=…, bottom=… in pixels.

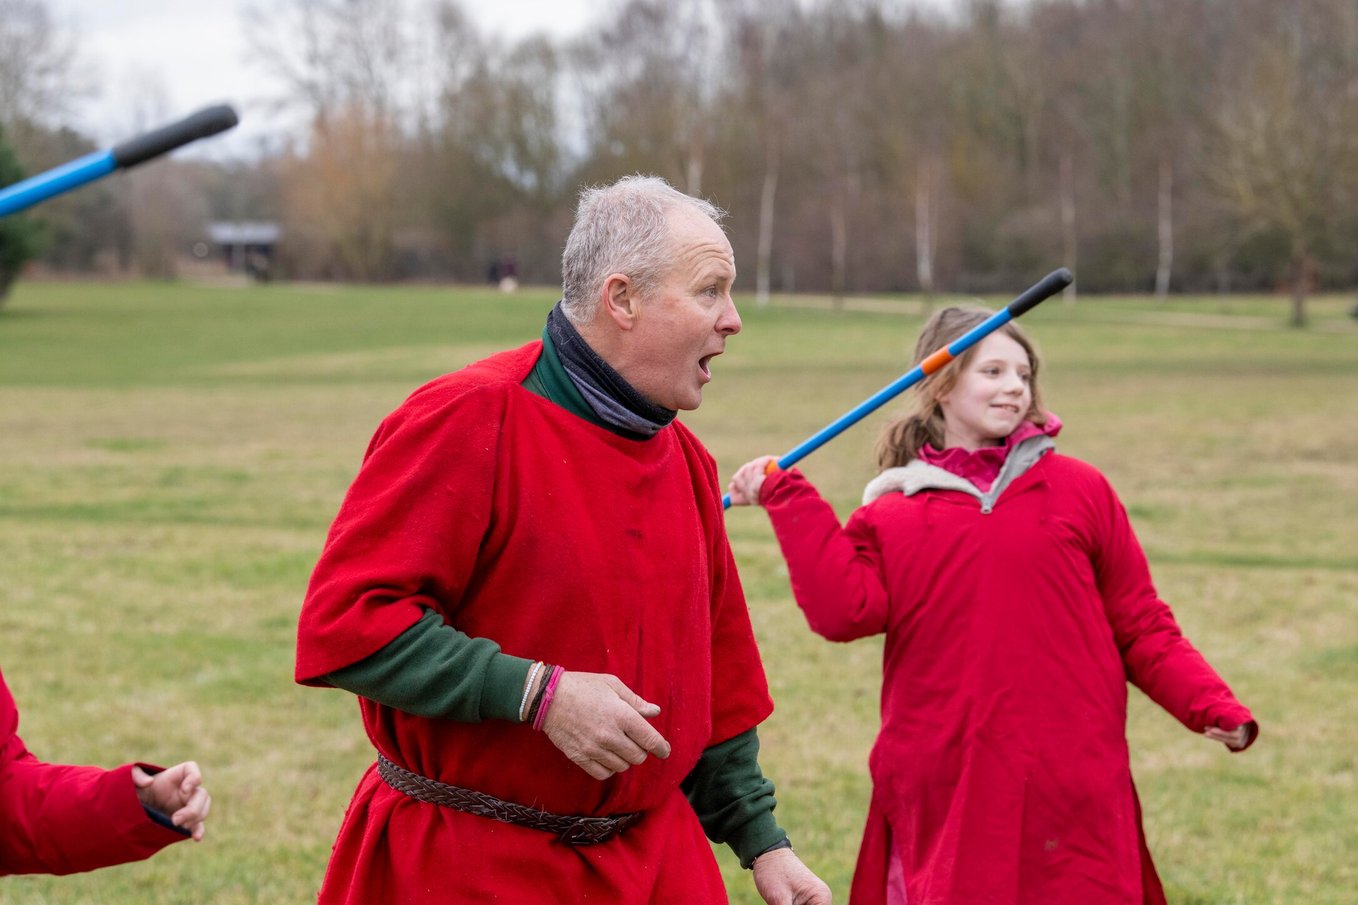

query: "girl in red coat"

left=727, top=306, right=1257, bottom=905
left=0, top=666, right=210, bottom=876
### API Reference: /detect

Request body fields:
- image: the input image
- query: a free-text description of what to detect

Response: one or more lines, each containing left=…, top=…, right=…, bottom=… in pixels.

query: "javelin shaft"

left=722, top=267, right=1072, bottom=509
left=0, top=105, right=239, bottom=218
left=0, top=151, right=117, bottom=218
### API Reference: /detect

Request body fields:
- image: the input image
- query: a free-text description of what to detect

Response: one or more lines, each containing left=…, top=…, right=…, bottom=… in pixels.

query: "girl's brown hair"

left=876, top=305, right=1047, bottom=470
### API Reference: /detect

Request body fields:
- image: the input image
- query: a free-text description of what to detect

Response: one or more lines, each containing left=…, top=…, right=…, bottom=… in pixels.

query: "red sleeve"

left=679, top=431, right=774, bottom=747
left=1089, top=473, right=1257, bottom=747
left=706, top=528, right=775, bottom=745
left=295, top=380, right=502, bottom=684
left=0, top=676, right=184, bottom=875
left=761, top=469, right=890, bottom=642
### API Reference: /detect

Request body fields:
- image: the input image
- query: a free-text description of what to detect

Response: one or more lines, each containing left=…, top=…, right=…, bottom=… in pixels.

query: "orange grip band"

left=764, top=460, right=782, bottom=476
left=920, top=348, right=954, bottom=375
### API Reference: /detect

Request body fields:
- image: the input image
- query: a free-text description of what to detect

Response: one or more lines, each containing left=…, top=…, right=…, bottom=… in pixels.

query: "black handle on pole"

left=1006, top=268, right=1073, bottom=318
left=110, top=104, right=240, bottom=170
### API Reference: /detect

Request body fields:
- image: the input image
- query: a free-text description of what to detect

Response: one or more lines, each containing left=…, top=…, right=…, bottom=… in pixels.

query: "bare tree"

left=243, top=0, right=434, bottom=281
left=118, top=72, right=201, bottom=278
left=728, top=1, right=800, bottom=306
left=445, top=37, right=564, bottom=200
left=872, top=9, right=955, bottom=300
left=1212, top=0, right=1358, bottom=326
left=84, top=0, right=1350, bottom=297
left=243, top=0, right=418, bottom=132
left=0, top=123, right=44, bottom=303
left=281, top=105, right=401, bottom=279
left=573, top=0, right=727, bottom=193
left=0, top=0, right=89, bottom=129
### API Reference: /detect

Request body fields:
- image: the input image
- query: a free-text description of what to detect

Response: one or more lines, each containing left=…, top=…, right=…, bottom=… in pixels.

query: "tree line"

left=4, top=0, right=1358, bottom=324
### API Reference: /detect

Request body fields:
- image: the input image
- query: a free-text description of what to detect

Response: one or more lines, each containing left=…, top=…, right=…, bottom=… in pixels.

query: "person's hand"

left=541, top=671, right=671, bottom=780
left=1204, top=721, right=1256, bottom=751
left=728, top=455, right=779, bottom=507
left=752, top=847, right=833, bottom=904
left=132, top=761, right=211, bottom=841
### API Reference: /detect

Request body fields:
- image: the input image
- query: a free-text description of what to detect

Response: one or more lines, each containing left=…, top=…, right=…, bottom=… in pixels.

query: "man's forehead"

left=667, top=210, right=733, bottom=264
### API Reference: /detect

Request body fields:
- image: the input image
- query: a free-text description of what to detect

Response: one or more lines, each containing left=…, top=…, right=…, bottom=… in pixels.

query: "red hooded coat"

left=760, top=453, right=1254, bottom=905
left=296, top=343, right=773, bottom=904
left=0, top=667, right=185, bottom=875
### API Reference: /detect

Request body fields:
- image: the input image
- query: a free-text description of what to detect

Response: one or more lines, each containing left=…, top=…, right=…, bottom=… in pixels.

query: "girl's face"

left=938, top=333, right=1033, bottom=450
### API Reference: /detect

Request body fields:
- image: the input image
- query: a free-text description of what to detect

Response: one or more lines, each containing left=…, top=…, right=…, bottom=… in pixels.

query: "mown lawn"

left=0, top=281, right=1354, bottom=904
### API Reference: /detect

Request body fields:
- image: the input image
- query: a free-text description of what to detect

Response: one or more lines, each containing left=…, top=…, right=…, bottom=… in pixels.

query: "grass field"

left=0, top=281, right=1354, bottom=904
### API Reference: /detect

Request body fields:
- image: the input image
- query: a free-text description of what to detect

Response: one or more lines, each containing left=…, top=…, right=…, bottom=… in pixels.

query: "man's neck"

left=529, top=302, right=676, bottom=440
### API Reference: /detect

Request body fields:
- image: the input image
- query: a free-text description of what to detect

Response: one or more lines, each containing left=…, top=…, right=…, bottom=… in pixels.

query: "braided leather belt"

left=375, top=754, right=644, bottom=845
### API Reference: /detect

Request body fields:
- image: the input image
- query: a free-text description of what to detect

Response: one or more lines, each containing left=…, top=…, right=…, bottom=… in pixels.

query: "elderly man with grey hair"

left=296, top=175, right=832, bottom=904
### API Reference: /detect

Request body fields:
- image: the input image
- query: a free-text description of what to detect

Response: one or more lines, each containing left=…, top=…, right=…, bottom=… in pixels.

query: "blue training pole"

left=722, top=267, right=1073, bottom=509
left=0, top=105, right=239, bottom=218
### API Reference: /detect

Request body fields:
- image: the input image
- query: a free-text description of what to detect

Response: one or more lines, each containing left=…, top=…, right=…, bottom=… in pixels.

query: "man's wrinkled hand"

left=541, top=671, right=671, bottom=780
left=752, top=847, right=832, bottom=905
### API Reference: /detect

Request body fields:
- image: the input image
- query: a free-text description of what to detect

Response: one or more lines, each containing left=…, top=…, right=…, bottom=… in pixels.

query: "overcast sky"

left=50, top=0, right=606, bottom=157
left=49, top=0, right=960, bottom=159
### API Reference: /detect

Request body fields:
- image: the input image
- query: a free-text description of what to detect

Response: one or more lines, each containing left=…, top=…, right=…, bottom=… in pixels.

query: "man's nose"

left=718, top=294, right=741, bottom=335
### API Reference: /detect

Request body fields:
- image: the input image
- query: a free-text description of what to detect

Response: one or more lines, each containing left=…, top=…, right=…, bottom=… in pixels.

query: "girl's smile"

left=938, top=333, right=1033, bottom=451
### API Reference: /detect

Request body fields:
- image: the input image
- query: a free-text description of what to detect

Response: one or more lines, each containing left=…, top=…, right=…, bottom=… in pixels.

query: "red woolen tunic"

left=296, top=343, right=773, bottom=904
left=0, top=667, right=185, bottom=875
left=760, top=454, right=1254, bottom=905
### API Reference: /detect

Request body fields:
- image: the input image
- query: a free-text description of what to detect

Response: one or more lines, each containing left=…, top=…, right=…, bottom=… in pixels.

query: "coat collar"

left=863, top=432, right=1055, bottom=509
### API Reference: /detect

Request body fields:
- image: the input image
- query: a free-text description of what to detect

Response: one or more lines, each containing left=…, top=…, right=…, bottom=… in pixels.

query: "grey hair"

left=560, top=175, right=726, bottom=325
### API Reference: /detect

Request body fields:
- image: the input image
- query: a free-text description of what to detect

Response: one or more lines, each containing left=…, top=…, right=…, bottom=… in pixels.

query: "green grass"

left=0, top=281, right=1354, bottom=903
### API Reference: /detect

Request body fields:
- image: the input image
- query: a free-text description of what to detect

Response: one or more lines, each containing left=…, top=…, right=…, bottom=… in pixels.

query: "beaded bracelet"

left=531, top=666, right=565, bottom=731
left=518, top=661, right=544, bottom=723
left=524, top=662, right=554, bottom=726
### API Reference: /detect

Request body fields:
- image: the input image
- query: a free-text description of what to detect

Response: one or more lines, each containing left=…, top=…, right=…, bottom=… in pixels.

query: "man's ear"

left=601, top=273, right=639, bottom=330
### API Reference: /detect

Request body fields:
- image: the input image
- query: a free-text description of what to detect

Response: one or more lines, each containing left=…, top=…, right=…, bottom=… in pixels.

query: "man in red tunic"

left=296, top=176, right=831, bottom=904
left=0, top=666, right=210, bottom=875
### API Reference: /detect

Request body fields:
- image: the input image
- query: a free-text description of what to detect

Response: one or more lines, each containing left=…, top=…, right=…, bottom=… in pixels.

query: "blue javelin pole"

left=722, top=267, right=1073, bottom=509
left=0, top=105, right=239, bottom=218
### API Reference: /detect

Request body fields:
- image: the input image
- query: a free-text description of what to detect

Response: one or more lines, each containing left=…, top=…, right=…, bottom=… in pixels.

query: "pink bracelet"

left=532, top=666, right=564, bottom=731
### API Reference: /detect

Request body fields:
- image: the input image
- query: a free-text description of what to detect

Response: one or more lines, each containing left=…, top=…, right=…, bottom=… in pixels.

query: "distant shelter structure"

left=207, top=221, right=280, bottom=281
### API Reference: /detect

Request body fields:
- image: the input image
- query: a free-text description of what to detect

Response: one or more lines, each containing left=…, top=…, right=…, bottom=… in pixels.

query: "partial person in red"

left=296, top=176, right=831, bottom=904
left=0, top=666, right=210, bottom=876
left=728, top=305, right=1257, bottom=905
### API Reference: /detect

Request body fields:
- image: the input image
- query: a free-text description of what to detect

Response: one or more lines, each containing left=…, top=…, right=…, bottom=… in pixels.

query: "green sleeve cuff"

left=681, top=727, right=789, bottom=869
left=728, top=808, right=788, bottom=870
left=324, top=608, right=533, bottom=723
left=482, top=648, right=534, bottom=722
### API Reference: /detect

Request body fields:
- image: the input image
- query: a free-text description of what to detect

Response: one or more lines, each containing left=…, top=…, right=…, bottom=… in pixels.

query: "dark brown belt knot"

left=375, top=754, right=643, bottom=845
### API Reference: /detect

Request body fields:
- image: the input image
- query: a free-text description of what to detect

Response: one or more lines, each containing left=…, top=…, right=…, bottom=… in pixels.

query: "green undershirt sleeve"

left=323, top=608, right=532, bottom=723
left=682, top=727, right=789, bottom=869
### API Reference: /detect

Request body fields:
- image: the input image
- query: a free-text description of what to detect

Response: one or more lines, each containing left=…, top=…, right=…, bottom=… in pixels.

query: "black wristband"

left=750, top=836, right=793, bottom=867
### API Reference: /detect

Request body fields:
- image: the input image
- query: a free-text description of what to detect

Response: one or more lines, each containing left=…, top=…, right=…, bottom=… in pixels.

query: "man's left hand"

left=752, top=847, right=832, bottom=905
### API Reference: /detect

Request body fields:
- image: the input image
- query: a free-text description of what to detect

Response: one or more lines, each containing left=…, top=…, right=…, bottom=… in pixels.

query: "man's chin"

left=673, top=390, right=704, bottom=412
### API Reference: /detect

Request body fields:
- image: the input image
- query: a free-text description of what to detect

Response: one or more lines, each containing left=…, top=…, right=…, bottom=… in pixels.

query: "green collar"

left=522, top=326, right=612, bottom=431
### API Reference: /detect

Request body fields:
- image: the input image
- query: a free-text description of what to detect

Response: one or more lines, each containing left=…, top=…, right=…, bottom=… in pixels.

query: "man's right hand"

left=541, top=671, right=671, bottom=780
